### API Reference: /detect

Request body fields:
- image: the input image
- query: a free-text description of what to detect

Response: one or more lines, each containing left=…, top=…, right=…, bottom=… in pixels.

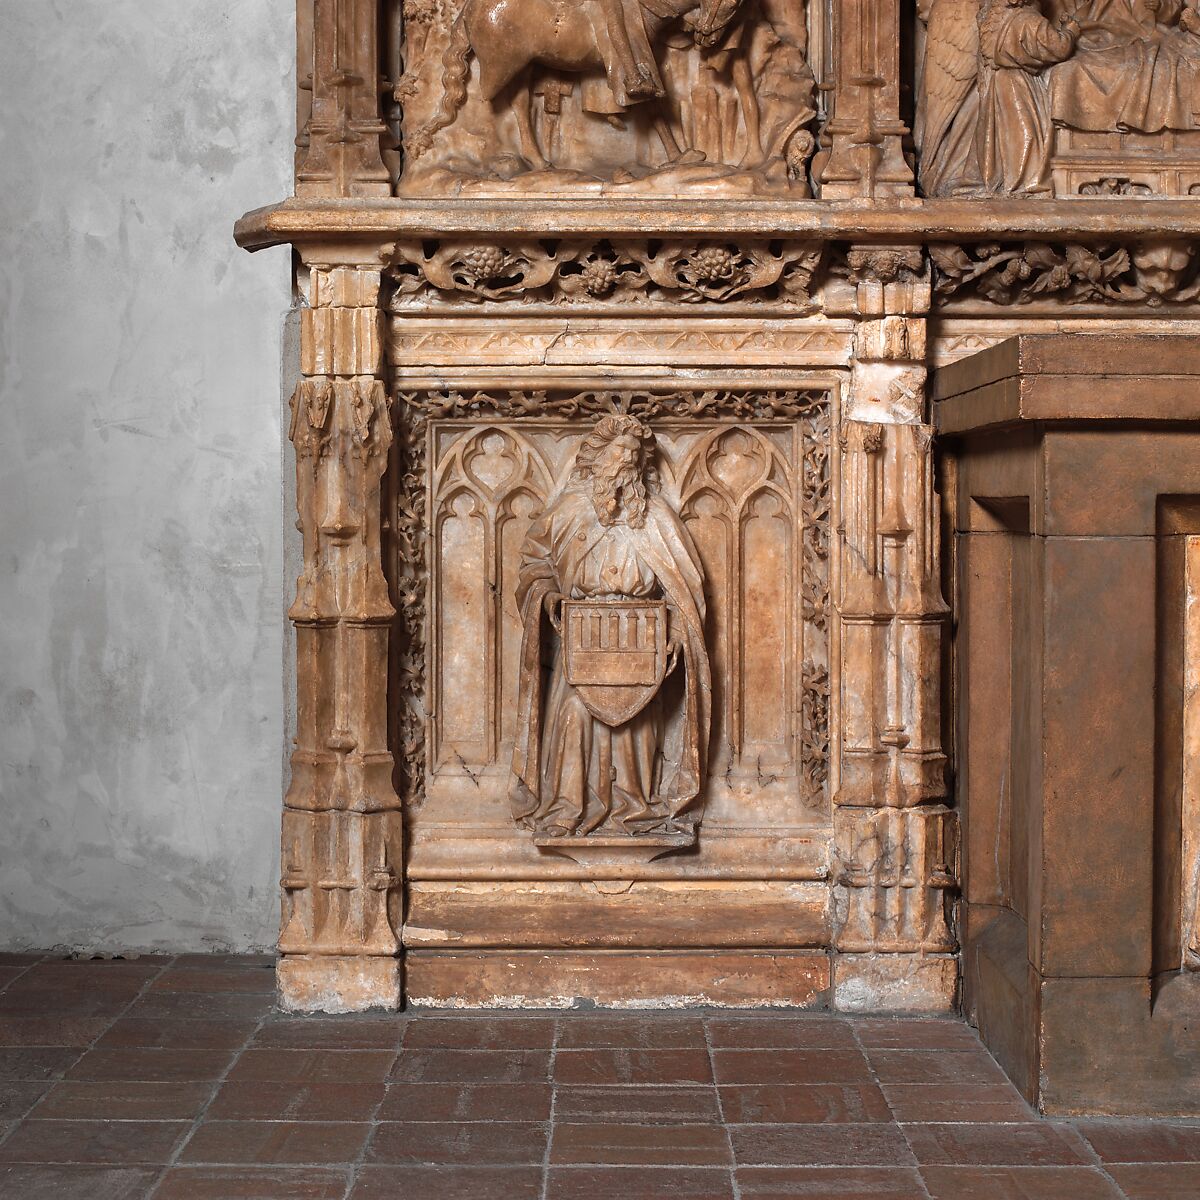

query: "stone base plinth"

left=832, top=953, right=959, bottom=1014
left=277, top=954, right=402, bottom=1013
left=405, top=950, right=830, bottom=1009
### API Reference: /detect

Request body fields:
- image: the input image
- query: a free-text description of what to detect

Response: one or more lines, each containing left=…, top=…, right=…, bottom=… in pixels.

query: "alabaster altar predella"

left=236, top=0, right=1200, bottom=1114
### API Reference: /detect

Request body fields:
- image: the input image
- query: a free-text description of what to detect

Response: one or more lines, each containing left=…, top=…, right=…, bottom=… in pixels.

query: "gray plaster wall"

left=0, top=1, right=295, bottom=951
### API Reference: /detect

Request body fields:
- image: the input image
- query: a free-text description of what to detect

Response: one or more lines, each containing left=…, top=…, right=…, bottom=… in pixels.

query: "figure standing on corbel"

left=396, top=0, right=816, bottom=192
left=916, top=0, right=1200, bottom=198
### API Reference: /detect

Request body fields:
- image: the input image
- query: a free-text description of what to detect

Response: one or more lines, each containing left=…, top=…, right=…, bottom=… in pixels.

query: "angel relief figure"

left=917, top=0, right=1079, bottom=196
left=509, top=416, right=711, bottom=841
left=398, top=0, right=816, bottom=190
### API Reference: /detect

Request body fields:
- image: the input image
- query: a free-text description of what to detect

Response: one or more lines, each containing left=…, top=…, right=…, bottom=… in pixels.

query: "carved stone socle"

left=242, top=0, right=1200, bottom=1042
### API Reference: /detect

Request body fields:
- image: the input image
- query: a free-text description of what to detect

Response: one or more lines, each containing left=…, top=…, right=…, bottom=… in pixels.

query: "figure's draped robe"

left=1049, top=0, right=1200, bottom=133
left=976, top=6, right=1077, bottom=194
left=510, top=485, right=711, bottom=835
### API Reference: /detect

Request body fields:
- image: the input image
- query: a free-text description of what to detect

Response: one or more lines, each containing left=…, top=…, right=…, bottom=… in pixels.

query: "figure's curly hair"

left=573, top=414, right=659, bottom=527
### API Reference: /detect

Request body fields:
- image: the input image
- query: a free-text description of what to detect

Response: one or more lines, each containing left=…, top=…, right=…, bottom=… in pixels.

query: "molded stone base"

left=405, top=949, right=831, bottom=1009
left=277, top=954, right=402, bottom=1013
left=832, top=953, right=959, bottom=1014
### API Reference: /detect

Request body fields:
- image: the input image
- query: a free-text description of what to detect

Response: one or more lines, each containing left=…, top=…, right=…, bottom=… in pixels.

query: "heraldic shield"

left=561, top=599, right=670, bottom=727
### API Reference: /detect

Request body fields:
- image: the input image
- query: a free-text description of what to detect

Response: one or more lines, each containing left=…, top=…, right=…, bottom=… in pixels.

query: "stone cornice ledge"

left=235, top=196, right=1200, bottom=252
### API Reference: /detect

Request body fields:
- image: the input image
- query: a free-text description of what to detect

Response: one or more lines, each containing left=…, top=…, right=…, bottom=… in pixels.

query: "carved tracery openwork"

left=386, top=386, right=832, bottom=824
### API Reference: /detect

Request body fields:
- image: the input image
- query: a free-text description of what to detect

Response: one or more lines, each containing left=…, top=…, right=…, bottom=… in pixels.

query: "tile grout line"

left=702, top=1015, right=741, bottom=1200
left=144, top=963, right=274, bottom=1199
left=1064, top=1121, right=1136, bottom=1200
left=849, top=1017, right=936, bottom=1200
left=3, top=954, right=181, bottom=1161
left=341, top=1009, right=407, bottom=1200
left=539, top=1014, right=559, bottom=1200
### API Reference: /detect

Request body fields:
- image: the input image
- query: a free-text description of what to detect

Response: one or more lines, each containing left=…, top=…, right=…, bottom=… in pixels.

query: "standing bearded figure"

left=510, top=415, right=711, bottom=838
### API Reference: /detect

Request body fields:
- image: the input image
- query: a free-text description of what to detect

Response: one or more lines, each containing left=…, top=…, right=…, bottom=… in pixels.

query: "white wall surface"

left=0, top=0, right=294, bottom=951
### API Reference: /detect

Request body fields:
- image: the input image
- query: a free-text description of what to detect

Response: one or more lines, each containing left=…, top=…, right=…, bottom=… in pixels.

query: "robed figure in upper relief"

left=510, top=415, right=711, bottom=839
left=1048, top=0, right=1200, bottom=133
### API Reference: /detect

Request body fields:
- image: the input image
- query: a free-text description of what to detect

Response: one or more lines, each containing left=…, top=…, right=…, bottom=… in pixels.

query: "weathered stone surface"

left=238, top=9, right=1200, bottom=1127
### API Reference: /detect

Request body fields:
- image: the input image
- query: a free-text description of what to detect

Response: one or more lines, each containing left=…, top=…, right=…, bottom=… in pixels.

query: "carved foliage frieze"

left=386, top=387, right=833, bottom=827
left=930, top=240, right=1200, bottom=308
left=388, top=239, right=824, bottom=308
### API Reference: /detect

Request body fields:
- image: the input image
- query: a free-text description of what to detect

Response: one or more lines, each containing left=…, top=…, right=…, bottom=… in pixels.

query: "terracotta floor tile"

left=0, top=954, right=45, bottom=968
left=33, top=1079, right=215, bottom=1120
left=0, top=1017, right=114, bottom=1048
left=0, top=1118, right=190, bottom=1164
left=712, top=1048, right=872, bottom=1086
left=10, top=963, right=161, bottom=993
left=0, top=1049, right=84, bottom=1080
left=1108, top=1161, right=1200, bottom=1196
left=882, top=1082, right=1034, bottom=1123
left=253, top=1016, right=403, bottom=1049
left=545, top=1165, right=736, bottom=1200
left=867, top=1049, right=1010, bottom=1086
left=719, top=1082, right=892, bottom=1123
left=391, top=1048, right=552, bottom=1083
left=149, top=967, right=276, bottom=994
left=854, top=1019, right=988, bottom=1050
left=1075, top=1119, right=1200, bottom=1163
left=402, top=1016, right=557, bottom=1050
left=170, top=953, right=277, bottom=971
left=555, top=1085, right=721, bottom=1124
left=94, top=1017, right=257, bottom=1050
left=0, top=1164, right=159, bottom=1200
left=731, top=1123, right=917, bottom=1167
left=0, top=1081, right=49, bottom=1121
left=0, top=992, right=132, bottom=1019
left=378, top=1080, right=553, bottom=1122
left=736, top=1166, right=930, bottom=1198
left=208, top=1079, right=386, bottom=1121
left=180, top=1119, right=369, bottom=1165
left=921, top=1164, right=1125, bottom=1199
left=705, top=1017, right=857, bottom=1050
left=551, top=1121, right=732, bottom=1166
left=555, top=1015, right=707, bottom=1049
left=366, top=1119, right=549, bottom=1165
left=351, top=1164, right=545, bottom=1200
left=65, top=1047, right=236, bottom=1082
left=227, top=1047, right=395, bottom=1083
left=555, top=1047, right=713, bottom=1086
left=902, top=1122, right=1092, bottom=1166
left=123, top=991, right=276, bottom=1021
left=153, top=1165, right=350, bottom=1199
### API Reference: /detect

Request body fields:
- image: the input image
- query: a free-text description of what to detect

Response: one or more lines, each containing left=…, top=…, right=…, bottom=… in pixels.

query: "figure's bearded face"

left=591, top=436, right=648, bottom=528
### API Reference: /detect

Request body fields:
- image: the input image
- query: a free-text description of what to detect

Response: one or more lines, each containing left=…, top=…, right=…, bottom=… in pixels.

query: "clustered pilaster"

left=832, top=247, right=957, bottom=1008
left=279, top=259, right=403, bottom=1012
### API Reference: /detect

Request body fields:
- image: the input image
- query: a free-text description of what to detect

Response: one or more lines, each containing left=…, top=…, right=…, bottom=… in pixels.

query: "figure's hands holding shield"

left=544, top=591, right=566, bottom=633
